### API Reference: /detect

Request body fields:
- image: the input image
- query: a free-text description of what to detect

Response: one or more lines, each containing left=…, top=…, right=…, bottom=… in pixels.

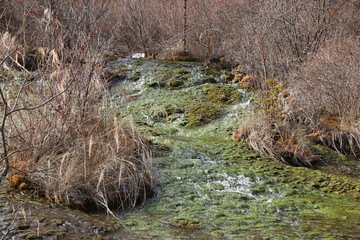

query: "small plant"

left=254, top=78, right=285, bottom=120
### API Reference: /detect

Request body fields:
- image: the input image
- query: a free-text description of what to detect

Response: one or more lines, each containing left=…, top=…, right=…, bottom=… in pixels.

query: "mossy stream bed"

left=1, top=58, right=359, bottom=239
left=108, top=58, right=360, bottom=239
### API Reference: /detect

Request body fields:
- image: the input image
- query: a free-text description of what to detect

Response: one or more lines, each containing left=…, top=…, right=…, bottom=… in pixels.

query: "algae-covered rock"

left=203, top=85, right=242, bottom=105
left=185, top=102, right=223, bottom=127
left=166, top=79, right=184, bottom=90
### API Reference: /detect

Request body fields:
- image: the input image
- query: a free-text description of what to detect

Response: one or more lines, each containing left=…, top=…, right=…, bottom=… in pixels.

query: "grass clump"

left=234, top=78, right=316, bottom=167
left=234, top=117, right=316, bottom=167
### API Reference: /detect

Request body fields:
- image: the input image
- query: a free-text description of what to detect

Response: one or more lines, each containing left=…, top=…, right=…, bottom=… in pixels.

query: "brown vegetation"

left=0, top=0, right=153, bottom=211
left=288, top=37, right=360, bottom=156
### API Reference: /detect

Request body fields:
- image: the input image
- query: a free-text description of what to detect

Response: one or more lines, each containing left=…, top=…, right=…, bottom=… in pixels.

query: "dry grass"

left=234, top=116, right=316, bottom=167
left=288, top=37, right=360, bottom=156
left=5, top=65, right=153, bottom=211
left=0, top=1, right=153, bottom=211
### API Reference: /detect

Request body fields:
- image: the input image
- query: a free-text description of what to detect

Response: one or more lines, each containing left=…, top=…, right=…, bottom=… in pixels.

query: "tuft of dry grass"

left=234, top=116, right=316, bottom=167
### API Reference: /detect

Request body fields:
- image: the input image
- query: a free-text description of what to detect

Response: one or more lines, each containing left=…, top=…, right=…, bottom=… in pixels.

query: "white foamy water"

left=207, top=173, right=261, bottom=196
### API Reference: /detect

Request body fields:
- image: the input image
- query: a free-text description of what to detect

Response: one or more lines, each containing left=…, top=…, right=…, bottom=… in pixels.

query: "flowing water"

left=1, top=58, right=360, bottom=239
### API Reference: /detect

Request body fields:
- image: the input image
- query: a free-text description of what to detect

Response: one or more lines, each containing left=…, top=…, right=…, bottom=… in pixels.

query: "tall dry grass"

left=234, top=115, right=316, bottom=167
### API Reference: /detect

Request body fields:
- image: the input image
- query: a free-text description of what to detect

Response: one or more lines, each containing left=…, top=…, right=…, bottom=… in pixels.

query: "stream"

left=1, top=58, right=360, bottom=239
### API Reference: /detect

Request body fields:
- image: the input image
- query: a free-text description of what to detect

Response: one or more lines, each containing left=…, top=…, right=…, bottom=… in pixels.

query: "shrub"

left=0, top=2, right=153, bottom=211
left=288, top=37, right=360, bottom=155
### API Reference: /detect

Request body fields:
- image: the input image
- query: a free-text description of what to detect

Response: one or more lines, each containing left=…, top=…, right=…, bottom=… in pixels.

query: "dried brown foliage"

left=1, top=0, right=153, bottom=211
left=234, top=116, right=316, bottom=167
left=288, top=37, right=360, bottom=156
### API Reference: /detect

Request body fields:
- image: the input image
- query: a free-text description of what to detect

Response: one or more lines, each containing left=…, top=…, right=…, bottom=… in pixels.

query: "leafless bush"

left=2, top=62, right=153, bottom=210
left=222, top=0, right=357, bottom=81
left=288, top=37, right=360, bottom=155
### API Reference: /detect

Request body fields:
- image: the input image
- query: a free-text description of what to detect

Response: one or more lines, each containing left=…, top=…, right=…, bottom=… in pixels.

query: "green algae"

left=118, top=137, right=360, bottom=239
left=166, top=79, right=184, bottom=90
left=202, top=84, right=242, bottom=105
left=184, top=101, right=223, bottom=127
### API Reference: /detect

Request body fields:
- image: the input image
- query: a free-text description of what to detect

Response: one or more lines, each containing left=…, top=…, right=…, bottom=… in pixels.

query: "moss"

left=203, top=85, right=242, bottom=105
left=18, top=224, right=31, bottom=230
left=158, top=70, right=173, bottom=82
left=22, top=233, right=38, bottom=239
left=211, top=183, right=225, bottom=191
left=200, top=68, right=221, bottom=76
left=185, top=101, right=223, bottom=127
left=166, top=79, right=184, bottom=90
left=53, top=219, right=64, bottom=225
left=127, top=71, right=141, bottom=81
left=56, top=232, right=66, bottom=237
left=175, top=68, right=190, bottom=75
left=108, top=58, right=360, bottom=239
left=44, top=230, right=56, bottom=236
left=147, top=79, right=167, bottom=88
left=169, top=217, right=200, bottom=227
left=221, top=72, right=234, bottom=83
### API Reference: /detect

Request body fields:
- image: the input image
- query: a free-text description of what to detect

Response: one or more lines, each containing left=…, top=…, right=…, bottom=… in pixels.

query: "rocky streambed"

left=1, top=58, right=360, bottom=239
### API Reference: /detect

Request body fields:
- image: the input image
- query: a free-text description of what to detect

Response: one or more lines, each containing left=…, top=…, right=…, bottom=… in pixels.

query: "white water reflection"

left=207, top=173, right=261, bottom=195
left=131, top=53, right=145, bottom=58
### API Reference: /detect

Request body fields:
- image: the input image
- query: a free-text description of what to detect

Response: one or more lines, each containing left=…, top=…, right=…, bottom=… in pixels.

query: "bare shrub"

left=224, top=0, right=356, bottom=80
left=288, top=37, right=360, bottom=155
left=4, top=63, right=153, bottom=210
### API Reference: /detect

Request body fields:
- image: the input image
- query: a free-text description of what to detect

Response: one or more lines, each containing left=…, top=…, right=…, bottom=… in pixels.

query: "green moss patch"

left=166, top=79, right=184, bottom=90
left=185, top=102, right=223, bottom=127
left=203, top=85, right=242, bottom=105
